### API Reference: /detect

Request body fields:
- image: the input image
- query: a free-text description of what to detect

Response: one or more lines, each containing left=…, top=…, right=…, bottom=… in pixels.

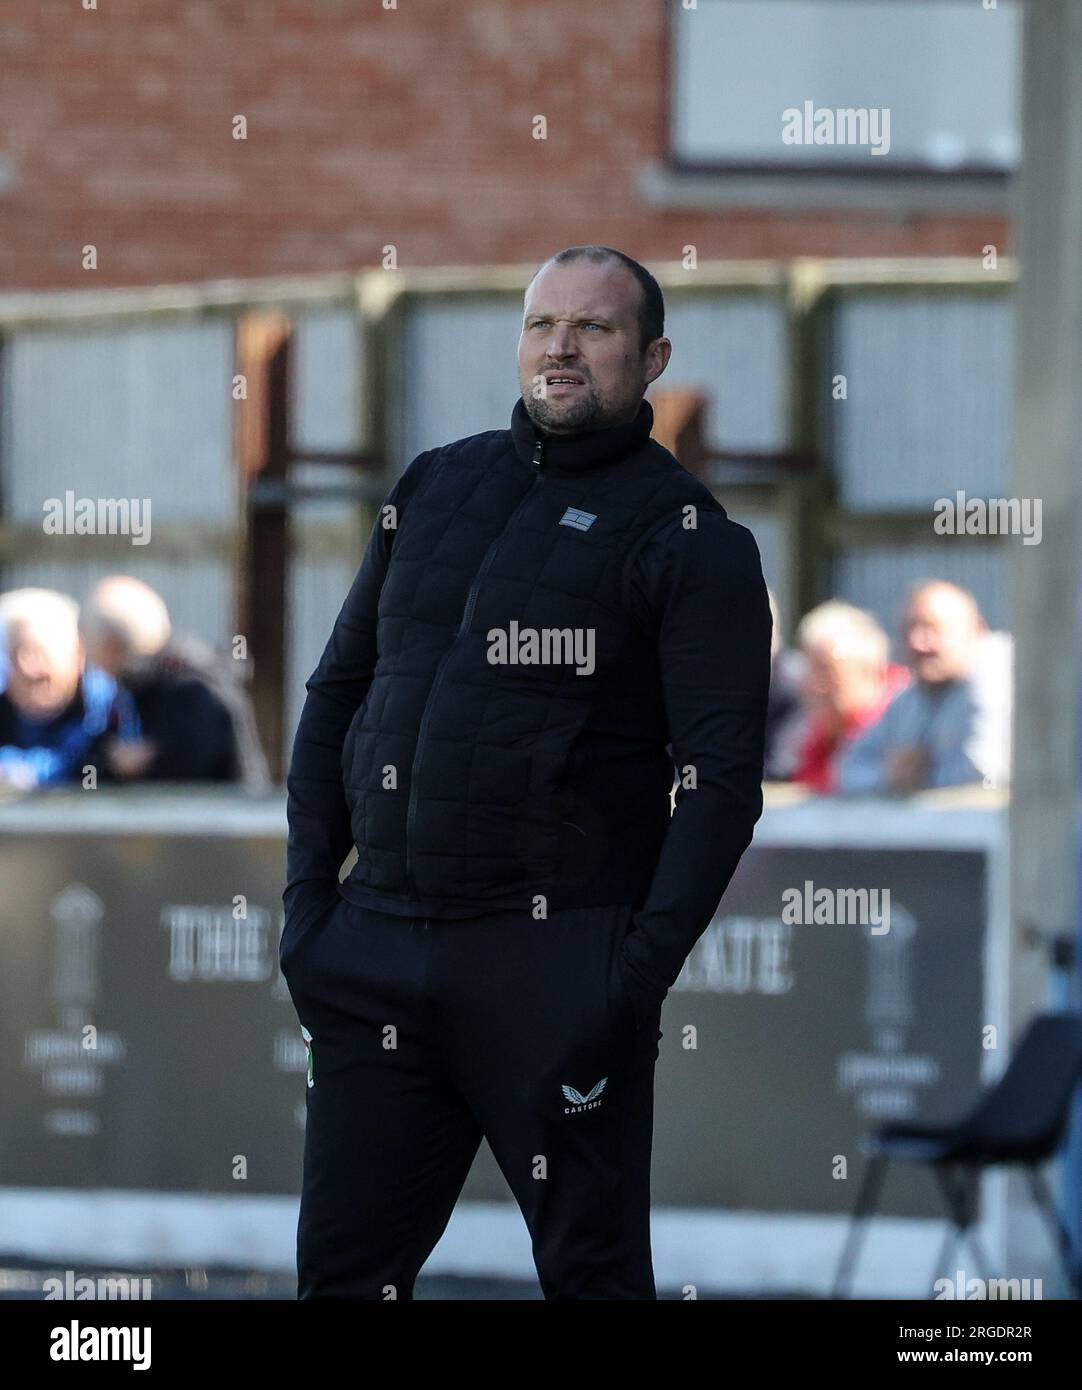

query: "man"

left=282, top=245, right=772, bottom=1300
left=835, top=580, right=1011, bottom=795
left=81, top=575, right=270, bottom=788
left=790, top=600, right=909, bottom=793
left=0, top=587, right=140, bottom=790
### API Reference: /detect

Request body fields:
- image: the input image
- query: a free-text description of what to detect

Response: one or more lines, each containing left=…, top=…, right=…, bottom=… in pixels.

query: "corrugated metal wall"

left=830, top=292, right=1013, bottom=511
left=827, top=289, right=1012, bottom=632
left=0, top=317, right=235, bottom=641
left=397, top=297, right=523, bottom=467
left=658, top=290, right=789, bottom=450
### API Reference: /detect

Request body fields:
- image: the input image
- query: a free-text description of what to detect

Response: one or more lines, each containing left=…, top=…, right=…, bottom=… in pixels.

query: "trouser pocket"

left=608, top=904, right=665, bottom=1037
left=280, top=879, right=342, bottom=978
left=604, top=905, right=642, bottom=1040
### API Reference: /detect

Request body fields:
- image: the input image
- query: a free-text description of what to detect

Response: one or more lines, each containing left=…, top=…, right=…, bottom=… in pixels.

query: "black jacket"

left=286, top=396, right=771, bottom=1010
left=124, top=638, right=271, bottom=788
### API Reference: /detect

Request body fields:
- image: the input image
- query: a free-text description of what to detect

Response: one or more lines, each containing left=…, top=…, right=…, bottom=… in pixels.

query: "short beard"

left=522, top=380, right=616, bottom=435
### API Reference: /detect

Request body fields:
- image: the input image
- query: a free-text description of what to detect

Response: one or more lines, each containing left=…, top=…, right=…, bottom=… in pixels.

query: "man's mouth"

left=544, top=375, right=585, bottom=392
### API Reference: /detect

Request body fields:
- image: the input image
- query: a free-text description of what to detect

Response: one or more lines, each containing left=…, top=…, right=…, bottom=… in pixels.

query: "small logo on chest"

left=558, top=507, right=598, bottom=531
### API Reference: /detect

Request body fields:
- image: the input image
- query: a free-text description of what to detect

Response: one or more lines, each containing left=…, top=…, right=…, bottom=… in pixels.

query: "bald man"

left=82, top=576, right=269, bottom=787
left=835, top=581, right=1012, bottom=795
left=282, top=245, right=771, bottom=1300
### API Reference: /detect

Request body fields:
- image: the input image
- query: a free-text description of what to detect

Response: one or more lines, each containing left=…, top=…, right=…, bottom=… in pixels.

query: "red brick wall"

left=0, top=0, right=1010, bottom=291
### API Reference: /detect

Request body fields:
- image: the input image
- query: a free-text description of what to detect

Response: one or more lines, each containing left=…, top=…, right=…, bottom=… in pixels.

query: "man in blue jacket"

left=0, top=587, right=141, bottom=791
left=282, top=245, right=772, bottom=1300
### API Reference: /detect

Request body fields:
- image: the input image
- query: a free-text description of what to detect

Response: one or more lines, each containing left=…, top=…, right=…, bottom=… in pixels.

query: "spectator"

left=0, top=587, right=141, bottom=790
left=81, top=576, right=271, bottom=788
left=763, top=588, right=807, bottom=781
left=835, top=580, right=1012, bottom=795
left=791, top=601, right=909, bottom=794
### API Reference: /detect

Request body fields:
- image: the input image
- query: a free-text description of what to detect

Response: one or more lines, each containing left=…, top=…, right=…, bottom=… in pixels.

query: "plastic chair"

left=830, top=1012, right=1082, bottom=1298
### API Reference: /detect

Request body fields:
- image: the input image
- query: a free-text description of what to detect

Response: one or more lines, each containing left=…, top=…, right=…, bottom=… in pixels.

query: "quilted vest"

left=339, top=395, right=728, bottom=916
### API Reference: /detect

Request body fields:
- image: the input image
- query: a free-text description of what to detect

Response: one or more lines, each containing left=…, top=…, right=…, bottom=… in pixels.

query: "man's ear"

left=644, top=337, right=672, bottom=387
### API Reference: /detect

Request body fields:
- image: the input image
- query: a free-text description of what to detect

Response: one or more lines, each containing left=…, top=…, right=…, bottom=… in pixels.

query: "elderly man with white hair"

left=0, top=586, right=141, bottom=790
left=789, top=599, right=909, bottom=793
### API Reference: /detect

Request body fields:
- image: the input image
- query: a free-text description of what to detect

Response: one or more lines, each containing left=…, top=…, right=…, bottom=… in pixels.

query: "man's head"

left=81, top=575, right=172, bottom=677
left=0, top=587, right=84, bottom=721
left=518, top=246, right=671, bottom=435
left=901, top=580, right=986, bottom=686
left=797, top=600, right=889, bottom=721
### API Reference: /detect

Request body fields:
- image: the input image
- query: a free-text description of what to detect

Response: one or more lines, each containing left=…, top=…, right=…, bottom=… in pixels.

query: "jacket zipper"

left=403, top=436, right=546, bottom=897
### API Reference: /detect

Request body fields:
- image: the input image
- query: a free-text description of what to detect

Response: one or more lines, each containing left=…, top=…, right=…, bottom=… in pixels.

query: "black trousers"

left=279, top=880, right=664, bottom=1300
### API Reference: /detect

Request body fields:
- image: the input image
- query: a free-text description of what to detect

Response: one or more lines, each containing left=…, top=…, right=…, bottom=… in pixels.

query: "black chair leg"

left=830, top=1152, right=889, bottom=1298
left=957, top=1162, right=1000, bottom=1283
left=1025, top=1164, right=1082, bottom=1297
left=960, top=1226, right=1000, bottom=1285
left=928, top=1164, right=966, bottom=1297
left=930, top=1162, right=1002, bottom=1296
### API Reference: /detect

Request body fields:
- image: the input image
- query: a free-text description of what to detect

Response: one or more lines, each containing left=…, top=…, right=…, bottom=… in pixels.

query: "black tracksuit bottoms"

left=279, top=879, right=664, bottom=1300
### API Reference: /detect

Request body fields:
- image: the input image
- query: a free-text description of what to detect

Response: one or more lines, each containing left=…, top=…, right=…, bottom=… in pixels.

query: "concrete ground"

left=0, top=1258, right=816, bottom=1300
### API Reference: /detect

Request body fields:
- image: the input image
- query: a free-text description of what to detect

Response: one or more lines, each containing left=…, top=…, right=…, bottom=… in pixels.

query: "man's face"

left=517, top=259, right=670, bottom=434
left=903, top=588, right=983, bottom=686
left=802, top=640, right=882, bottom=719
left=4, top=621, right=83, bottom=720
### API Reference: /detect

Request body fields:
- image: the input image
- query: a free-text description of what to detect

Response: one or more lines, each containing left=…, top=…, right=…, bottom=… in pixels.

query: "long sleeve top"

left=285, top=457, right=772, bottom=1011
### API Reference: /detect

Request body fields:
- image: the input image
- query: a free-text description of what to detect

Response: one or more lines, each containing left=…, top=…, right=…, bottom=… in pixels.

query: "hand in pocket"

left=605, top=941, right=641, bottom=1044
left=280, top=879, right=341, bottom=975
left=610, top=909, right=667, bottom=1036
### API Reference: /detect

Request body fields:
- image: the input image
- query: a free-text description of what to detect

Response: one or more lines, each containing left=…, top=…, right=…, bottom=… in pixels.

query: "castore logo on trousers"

left=562, top=1077, right=607, bottom=1113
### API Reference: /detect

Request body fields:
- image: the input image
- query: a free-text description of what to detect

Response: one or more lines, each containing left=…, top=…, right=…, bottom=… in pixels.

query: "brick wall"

left=0, top=0, right=1011, bottom=291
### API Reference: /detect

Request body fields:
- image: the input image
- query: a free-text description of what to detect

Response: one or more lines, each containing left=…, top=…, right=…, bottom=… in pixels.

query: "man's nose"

left=544, top=326, right=577, bottom=358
